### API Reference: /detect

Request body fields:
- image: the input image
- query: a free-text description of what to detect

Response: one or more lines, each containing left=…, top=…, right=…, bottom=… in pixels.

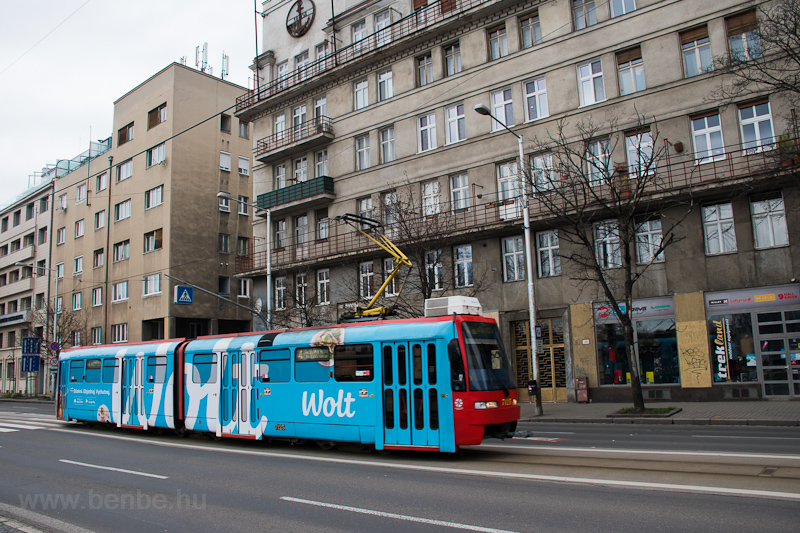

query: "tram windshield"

left=461, top=321, right=515, bottom=392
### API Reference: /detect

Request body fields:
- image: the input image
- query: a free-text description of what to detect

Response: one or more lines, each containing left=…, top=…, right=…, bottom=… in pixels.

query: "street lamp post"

left=474, top=104, right=542, bottom=416
left=216, top=192, right=271, bottom=329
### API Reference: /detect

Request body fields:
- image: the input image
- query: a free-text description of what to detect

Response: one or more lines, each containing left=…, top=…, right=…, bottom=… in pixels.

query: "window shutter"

left=680, top=25, right=709, bottom=45
left=616, top=46, right=642, bottom=65
left=726, top=10, right=757, bottom=36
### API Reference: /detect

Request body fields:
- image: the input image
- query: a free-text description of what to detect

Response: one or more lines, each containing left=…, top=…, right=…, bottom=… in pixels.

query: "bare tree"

left=529, top=116, right=693, bottom=412
left=271, top=268, right=336, bottom=329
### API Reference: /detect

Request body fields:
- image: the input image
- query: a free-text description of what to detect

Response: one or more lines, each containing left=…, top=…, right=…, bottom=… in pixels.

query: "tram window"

left=334, top=344, right=373, bottom=382
left=384, top=389, right=394, bottom=429
left=259, top=349, right=290, bottom=383
left=192, top=354, right=217, bottom=383
left=398, top=345, right=407, bottom=386
left=69, top=360, right=84, bottom=382
left=147, top=356, right=167, bottom=383
left=414, top=388, right=424, bottom=430
left=102, top=359, right=119, bottom=383
left=412, top=344, right=423, bottom=385
left=448, top=339, right=466, bottom=392
left=295, top=347, right=331, bottom=382
left=84, top=359, right=101, bottom=383
left=383, top=345, right=393, bottom=386
left=429, top=389, right=439, bottom=430
left=427, top=344, right=437, bottom=385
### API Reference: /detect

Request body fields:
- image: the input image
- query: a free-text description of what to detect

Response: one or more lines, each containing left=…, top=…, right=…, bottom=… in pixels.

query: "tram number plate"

left=275, top=424, right=286, bottom=431
left=501, top=398, right=514, bottom=406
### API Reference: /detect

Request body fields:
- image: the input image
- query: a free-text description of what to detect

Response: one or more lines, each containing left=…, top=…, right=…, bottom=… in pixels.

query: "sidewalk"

left=519, top=400, right=800, bottom=426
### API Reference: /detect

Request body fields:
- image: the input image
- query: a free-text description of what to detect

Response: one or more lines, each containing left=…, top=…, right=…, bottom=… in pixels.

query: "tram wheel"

left=315, top=440, right=336, bottom=451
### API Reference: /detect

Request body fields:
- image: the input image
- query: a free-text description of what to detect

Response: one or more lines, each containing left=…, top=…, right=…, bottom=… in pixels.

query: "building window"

left=617, top=47, right=645, bottom=95
left=537, top=230, right=561, bottom=277
left=73, top=292, right=81, bottom=311
left=352, top=20, right=366, bottom=51
left=93, top=248, right=104, bottom=269
left=317, top=208, right=329, bottom=240
left=238, top=196, right=249, bottom=215
left=681, top=26, right=713, bottom=77
left=75, top=219, right=84, bottom=238
left=587, top=139, right=610, bottom=185
left=423, top=180, right=440, bottom=216
left=295, top=215, right=308, bottom=249
left=92, top=287, right=103, bottom=307
left=636, top=219, right=664, bottom=264
left=739, top=101, right=774, bottom=153
left=146, top=143, right=165, bottom=167
left=239, top=120, right=249, bottom=139
left=238, top=278, right=251, bottom=299
left=314, top=95, right=327, bottom=124
left=578, top=59, right=605, bottom=106
left=72, top=331, right=81, bottom=347
left=611, top=0, right=636, bottom=17
left=274, top=114, right=286, bottom=141
left=96, top=173, right=107, bottom=192
left=595, top=220, right=621, bottom=269
left=425, top=250, right=443, bottom=291
left=148, top=103, right=167, bottom=129
left=56, top=262, right=64, bottom=279
left=317, top=269, right=330, bottom=305
left=418, top=113, right=437, bottom=152
left=316, top=40, right=329, bottom=60
left=238, top=156, right=250, bottom=175
left=218, top=196, right=230, bottom=212
left=521, top=13, right=542, bottom=48
left=91, top=327, right=102, bottom=345
left=292, top=106, right=307, bottom=138
left=218, top=233, right=229, bottom=254
left=488, top=26, right=508, bottom=60
left=111, top=324, right=128, bottom=343
left=378, top=70, right=393, bottom=101
left=524, top=77, right=548, bottom=122
left=497, top=161, right=520, bottom=201
left=354, top=79, right=368, bottom=110
left=356, top=135, right=371, bottom=170
left=626, top=131, right=654, bottom=177
left=751, top=193, right=789, bottom=249
left=144, top=229, right=163, bottom=253
left=445, top=103, right=465, bottom=144
left=275, top=277, right=286, bottom=310
left=25, top=203, right=34, bottom=220
left=56, top=227, right=65, bottom=245
left=237, top=237, right=249, bottom=256
left=532, top=153, right=555, bottom=191
left=274, top=164, right=286, bottom=189
left=380, top=127, right=395, bottom=164
left=376, top=10, right=392, bottom=46
left=454, top=245, right=473, bottom=288
left=38, top=227, right=47, bottom=244
left=503, top=236, right=525, bottom=282
left=295, top=51, right=309, bottom=81
left=112, top=281, right=128, bottom=302
left=451, top=173, right=470, bottom=211
left=95, top=210, right=105, bottom=230
left=417, top=53, right=433, bottom=86
left=114, top=199, right=131, bottom=221
left=76, top=183, right=87, bottom=204
left=692, top=113, right=725, bottom=164
left=295, top=273, right=307, bottom=306
left=294, top=157, right=308, bottom=182
left=113, top=240, right=130, bottom=262
left=118, top=122, right=134, bottom=145
left=143, top=274, right=162, bottom=296
left=727, top=10, right=761, bottom=62
left=117, top=160, right=132, bottom=182
left=359, top=261, right=374, bottom=300
left=573, top=0, right=597, bottom=30
left=220, top=151, right=231, bottom=172
left=384, top=258, right=398, bottom=296
left=491, top=89, right=514, bottom=130
left=277, top=61, right=289, bottom=89
left=444, top=43, right=461, bottom=76
left=358, top=197, right=373, bottom=226
left=145, top=185, right=163, bottom=209
left=58, top=194, right=68, bottom=211
left=703, top=204, right=737, bottom=255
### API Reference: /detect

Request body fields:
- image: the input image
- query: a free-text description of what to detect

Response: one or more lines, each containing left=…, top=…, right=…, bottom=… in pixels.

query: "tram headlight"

left=474, top=401, right=500, bottom=409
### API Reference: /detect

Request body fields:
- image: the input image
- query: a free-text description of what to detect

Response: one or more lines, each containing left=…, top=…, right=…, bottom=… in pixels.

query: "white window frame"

left=378, top=70, right=393, bottom=101
left=143, top=274, right=162, bottom=296
left=112, top=281, right=129, bottom=302
left=113, top=240, right=130, bottom=262
left=317, top=269, right=330, bottom=305
left=521, top=14, right=542, bottom=48
left=578, top=60, right=605, bottom=106
left=524, top=77, right=548, bottom=122
left=275, top=277, right=286, bottom=310
left=73, top=255, right=83, bottom=274
left=315, top=150, right=328, bottom=177
left=356, top=135, right=371, bottom=170
left=354, top=79, right=368, bottom=110
left=56, top=227, right=65, bottom=245
left=573, top=0, right=597, bottom=30
left=618, top=54, right=645, bottom=96
left=218, top=197, right=230, bottom=212
left=92, top=287, right=103, bottom=307
left=594, top=220, right=621, bottom=269
left=454, top=245, right=473, bottom=288
left=56, top=262, right=64, bottom=279
left=537, top=229, right=561, bottom=277
left=359, top=261, right=374, bottom=300
left=293, top=156, right=308, bottom=183
left=503, top=236, right=525, bottom=282
left=626, top=131, right=654, bottom=177
left=587, top=139, right=610, bottom=186
left=739, top=102, right=775, bottom=154
left=295, top=273, right=307, bottom=306
left=238, top=196, right=249, bottom=216
left=491, top=89, right=514, bottom=131
left=145, top=185, right=163, bottom=210
left=375, top=10, right=392, bottom=47
left=274, top=164, right=287, bottom=189
left=238, top=278, right=251, bottom=299
left=692, top=114, right=726, bottom=164
left=417, top=53, right=433, bottom=86
left=147, top=143, right=166, bottom=167
left=220, top=151, right=231, bottom=172
left=72, top=292, right=81, bottom=311
left=451, top=173, right=470, bottom=211
left=635, top=219, right=664, bottom=264
left=751, top=193, right=789, bottom=249
left=352, top=20, right=366, bottom=51
left=111, top=324, right=128, bottom=344
left=422, top=181, right=440, bottom=216
left=532, top=153, right=555, bottom=191
left=611, top=0, right=636, bottom=18
left=444, top=43, right=461, bottom=76
left=380, top=127, right=395, bottom=164
left=682, top=34, right=713, bottom=78
left=238, top=156, right=250, bottom=175
left=383, top=258, right=398, bottom=297
left=117, top=160, right=133, bottom=182
left=76, top=183, right=87, bottom=204
left=75, top=219, right=84, bottom=238
left=445, top=103, right=466, bottom=144
left=91, top=327, right=102, bottom=345
left=115, top=199, right=131, bottom=221
left=93, top=248, right=104, bottom=269
left=274, top=114, right=286, bottom=141
left=488, top=26, right=508, bottom=60
left=425, top=250, right=444, bottom=291
left=418, top=113, right=437, bottom=152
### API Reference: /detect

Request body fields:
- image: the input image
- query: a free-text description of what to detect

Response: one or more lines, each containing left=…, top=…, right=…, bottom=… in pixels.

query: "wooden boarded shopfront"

left=513, top=319, right=567, bottom=402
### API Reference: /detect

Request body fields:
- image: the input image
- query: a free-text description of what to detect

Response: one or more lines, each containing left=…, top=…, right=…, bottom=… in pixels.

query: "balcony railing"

left=258, top=175, right=335, bottom=210
left=236, top=134, right=800, bottom=274
left=255, top=116, right=333, bottom=162
left=236, top=0, right=493, bottom=114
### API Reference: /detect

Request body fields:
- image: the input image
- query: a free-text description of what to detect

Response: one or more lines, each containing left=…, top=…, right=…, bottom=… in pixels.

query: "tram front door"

left=381, top=341, right=440, bottom=448
left=120, top=354, right=145, bottom=428
left=220, top=350, right=259, bottom=437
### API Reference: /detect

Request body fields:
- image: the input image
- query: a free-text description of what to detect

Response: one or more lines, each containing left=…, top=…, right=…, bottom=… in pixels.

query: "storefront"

left=594, top=297, right=679, bottom=386
left=705, top=284, right=800, bottom=398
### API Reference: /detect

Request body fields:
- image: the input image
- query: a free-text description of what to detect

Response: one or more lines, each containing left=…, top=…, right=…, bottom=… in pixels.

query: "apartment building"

left=235, top=0, right=800, bottom=401
left=52, top=63, right=254, bottom=355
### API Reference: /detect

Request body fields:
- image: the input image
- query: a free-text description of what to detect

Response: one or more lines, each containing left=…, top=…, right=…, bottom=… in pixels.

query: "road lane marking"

left=692, top=435, right=800, bottom=440
left=0, top=428, right=15, bottom=433
left=59, top=459, right=168, bottom=479
left=475, top=444, right=800, bottom=462
left=0, top=422, right=48, bottom=430
left=47, top=428, right=800, bottom=501
left=281, top=497, right=518, bottom=532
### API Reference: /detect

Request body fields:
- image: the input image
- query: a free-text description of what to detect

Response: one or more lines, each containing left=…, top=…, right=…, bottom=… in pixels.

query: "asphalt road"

left=1, top=403, right=799, bottom=532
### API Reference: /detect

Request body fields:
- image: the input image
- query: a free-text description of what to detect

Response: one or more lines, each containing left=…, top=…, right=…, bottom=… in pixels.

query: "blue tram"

left=56, top=311, right=519, bottom=452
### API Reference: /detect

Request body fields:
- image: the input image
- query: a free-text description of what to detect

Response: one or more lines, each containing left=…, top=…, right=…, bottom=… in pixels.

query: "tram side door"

left=120, top=355, right=145, bottom=428
left=220, top=351, right=257, bottom=436
left=381, top=341, right=440, bottom=448
left=57, top=360, right=68, bottom=420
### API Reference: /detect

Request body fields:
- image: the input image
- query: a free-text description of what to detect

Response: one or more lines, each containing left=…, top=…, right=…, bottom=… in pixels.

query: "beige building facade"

left=51, top=64, right=254, bottom=366
left=236, top=0, right=800, bottom=401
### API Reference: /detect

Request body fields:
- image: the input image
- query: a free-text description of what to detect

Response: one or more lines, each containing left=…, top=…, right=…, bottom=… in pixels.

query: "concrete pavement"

left=519, top=399, right=800, bottom=426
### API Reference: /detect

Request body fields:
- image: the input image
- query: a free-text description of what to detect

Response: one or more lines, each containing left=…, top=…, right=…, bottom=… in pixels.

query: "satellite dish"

left=254, top=298, right=262, bottom=313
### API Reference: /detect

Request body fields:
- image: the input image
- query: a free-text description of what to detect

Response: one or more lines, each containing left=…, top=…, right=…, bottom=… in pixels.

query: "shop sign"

left=711, top=317, right=732, bottom=380
left=594, top=297, right=674, bottom=324
left=705, top=284, right=799, bottom=312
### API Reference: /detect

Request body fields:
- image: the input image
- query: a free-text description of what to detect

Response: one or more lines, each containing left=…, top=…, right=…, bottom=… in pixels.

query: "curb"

left=519, top=417, right=800, bottom=426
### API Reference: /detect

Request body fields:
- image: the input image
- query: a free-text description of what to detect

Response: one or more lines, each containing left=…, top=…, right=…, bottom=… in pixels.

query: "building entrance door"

left=513, top=318, right=567, bottom=402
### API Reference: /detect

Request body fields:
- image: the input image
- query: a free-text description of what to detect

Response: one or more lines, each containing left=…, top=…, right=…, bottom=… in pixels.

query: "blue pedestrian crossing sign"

left=22, top=355, right=40, bottom=372
left=175, top=285, right=194, bottom=305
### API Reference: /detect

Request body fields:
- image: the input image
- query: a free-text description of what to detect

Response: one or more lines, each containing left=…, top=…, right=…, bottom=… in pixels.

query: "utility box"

left=424, top=296, right=482, bottom=317
left=576, top=376, right=589, bottom=403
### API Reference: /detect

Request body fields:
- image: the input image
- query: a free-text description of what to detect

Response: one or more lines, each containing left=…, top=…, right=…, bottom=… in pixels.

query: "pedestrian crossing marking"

left=0, top=413, right=70, bottom=434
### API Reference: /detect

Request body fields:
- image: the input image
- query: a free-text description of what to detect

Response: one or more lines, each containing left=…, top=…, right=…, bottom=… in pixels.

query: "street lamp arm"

left=473, top=104, right=521, bottom=140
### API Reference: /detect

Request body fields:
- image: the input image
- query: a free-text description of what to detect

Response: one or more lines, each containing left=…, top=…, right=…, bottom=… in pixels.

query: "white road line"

left=0, top=422, right=45, bottom=430
left=281, top=497, right=519, bottom=533
left=0, top=419, right=64, bottom=427
left=58, top=459, right=168, bottom=479
left=475, top=444, right=800, bottom=462
left=47, top=428, right=800, bottom=501
left=692, top=435, right=800, bottom=440
left=0, top=427, right=17, bottom=433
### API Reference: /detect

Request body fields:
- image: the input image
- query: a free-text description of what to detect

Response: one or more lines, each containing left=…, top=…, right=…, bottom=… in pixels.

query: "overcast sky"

left=0, top=0, right=259, bottom=209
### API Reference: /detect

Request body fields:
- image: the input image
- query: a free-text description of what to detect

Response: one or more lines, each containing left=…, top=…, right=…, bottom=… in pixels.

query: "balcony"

left=0, top=277, right=33, bottom=300
left=258, top=176, right=335, bottom=214
left=255, top=117, right=334, bottom=164
left=236, top=134, right=800, bottom=275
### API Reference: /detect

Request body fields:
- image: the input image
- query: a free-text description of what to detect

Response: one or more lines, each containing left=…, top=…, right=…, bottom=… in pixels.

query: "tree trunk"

left=623, top=319, right=646, bottom=411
